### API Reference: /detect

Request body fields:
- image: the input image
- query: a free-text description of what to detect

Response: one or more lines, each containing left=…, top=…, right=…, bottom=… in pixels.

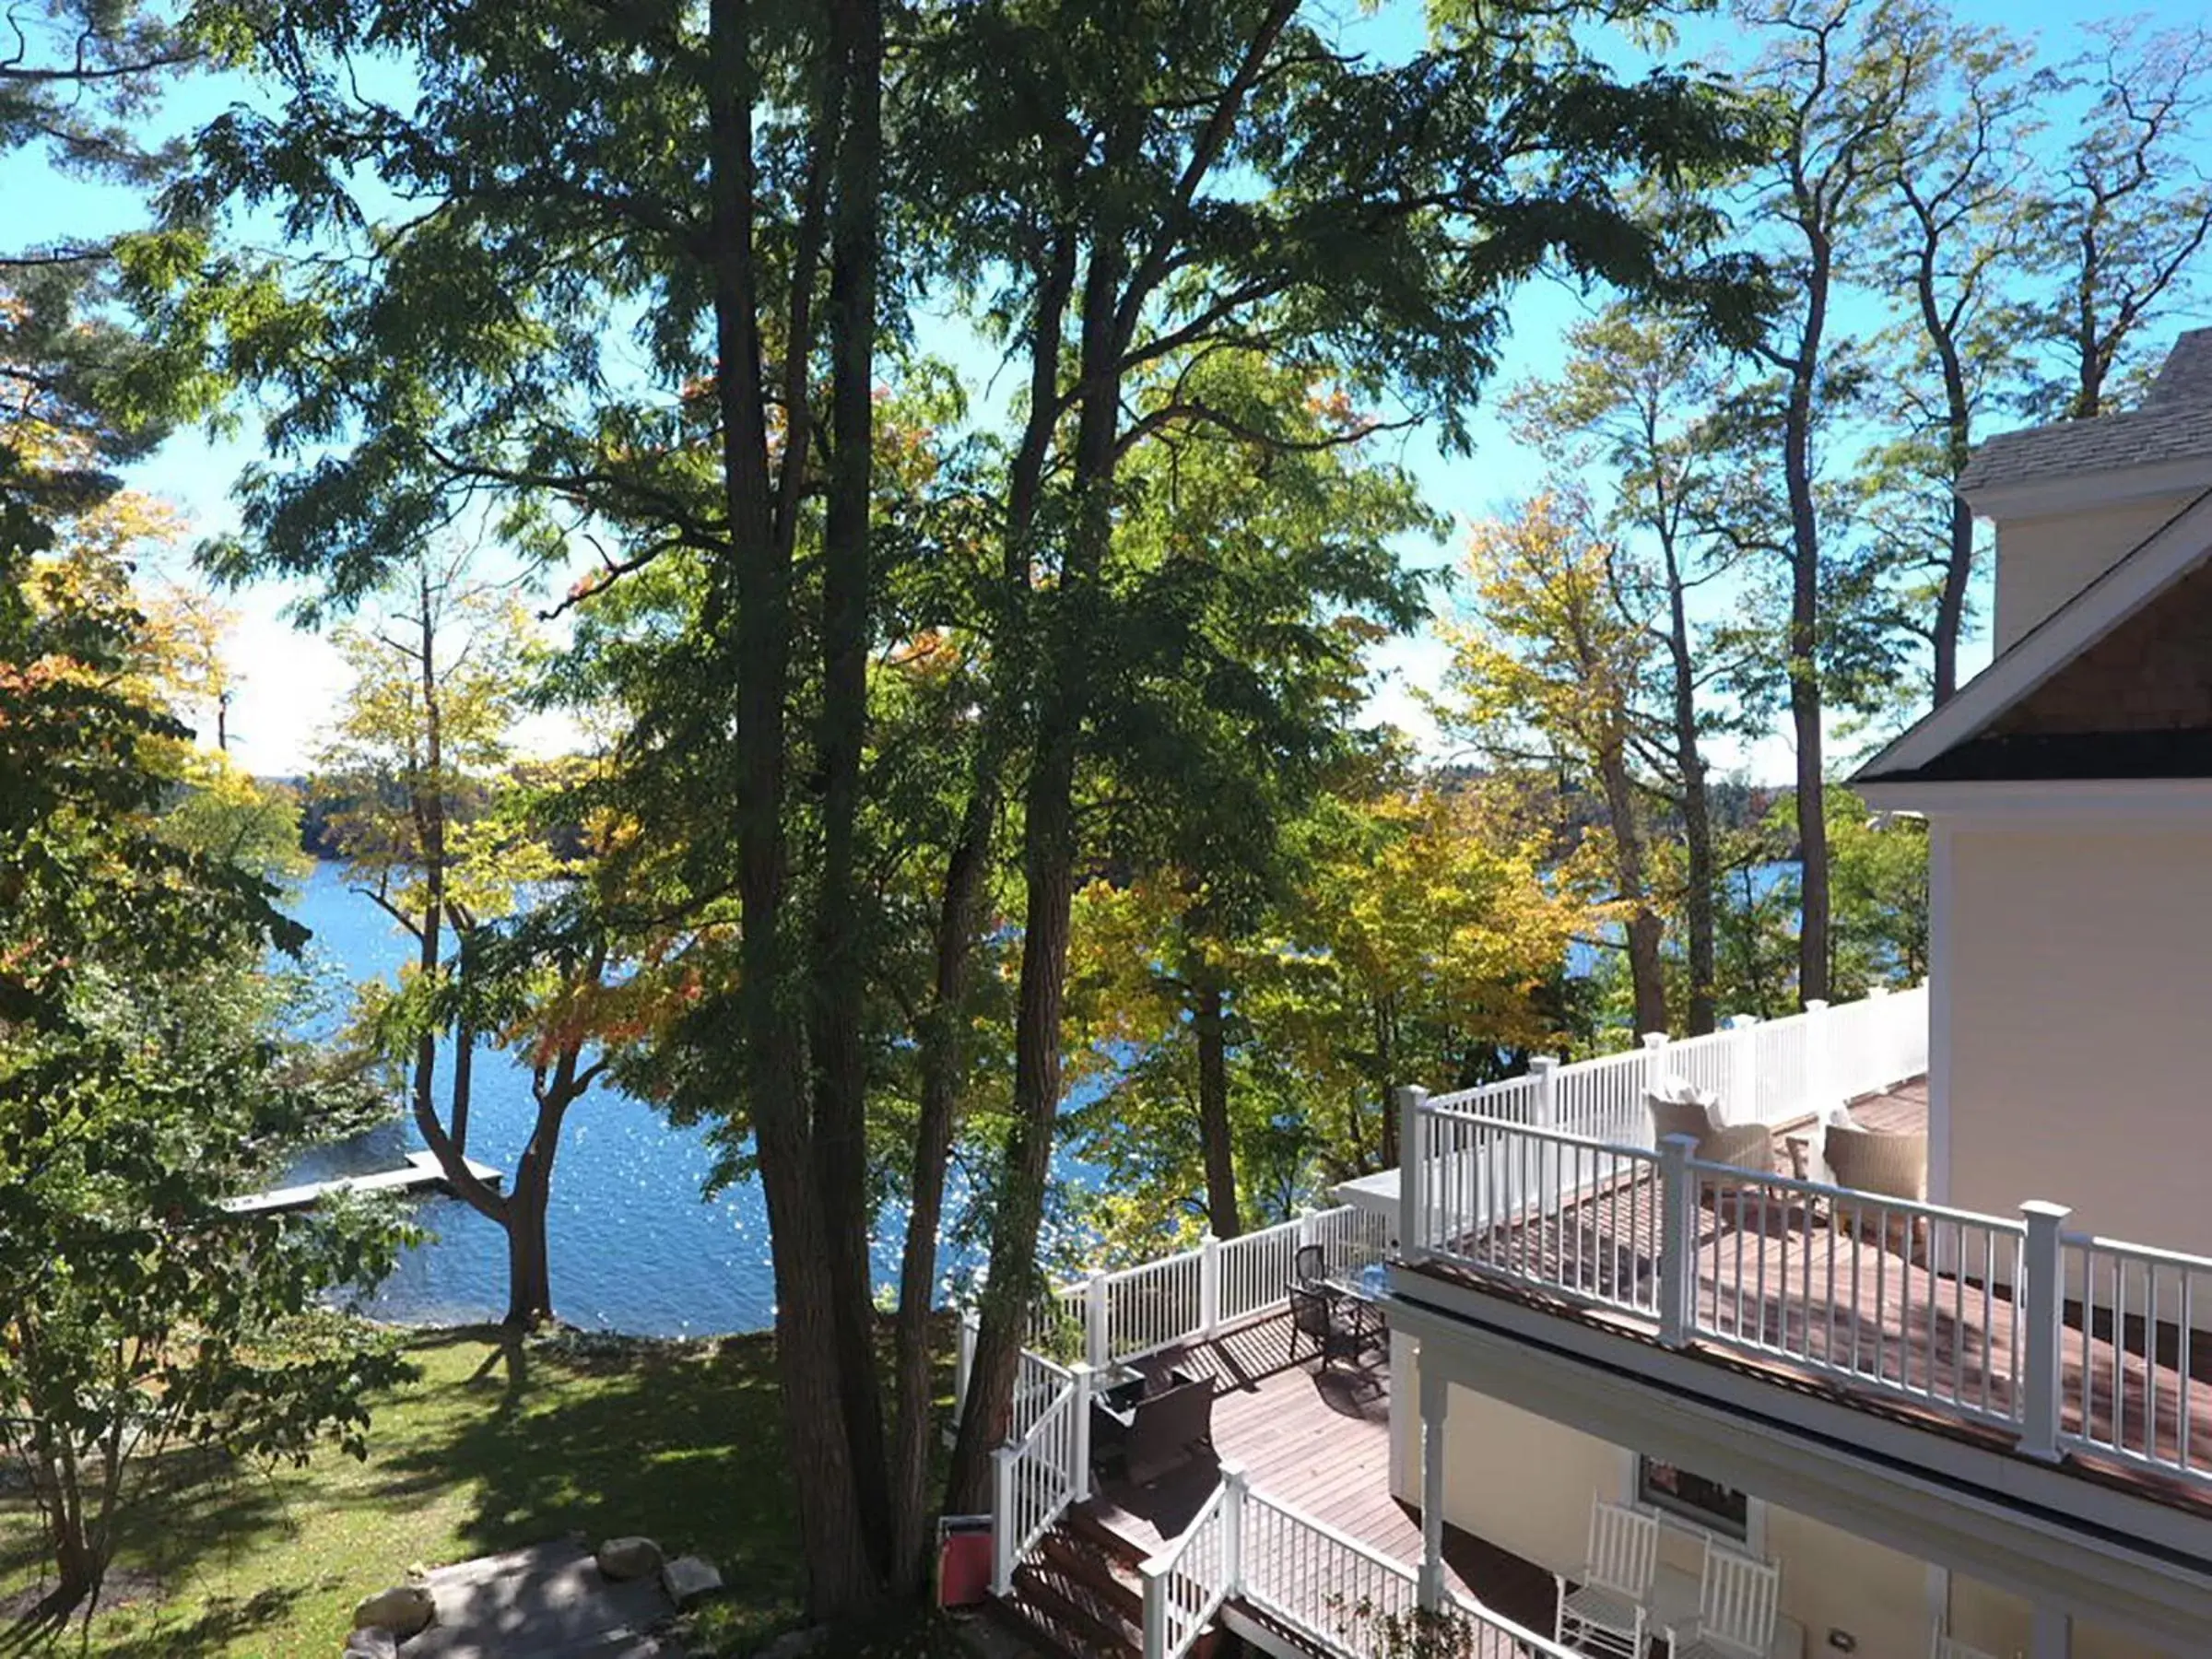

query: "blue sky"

left=9, top=0, right=2208, bottom=776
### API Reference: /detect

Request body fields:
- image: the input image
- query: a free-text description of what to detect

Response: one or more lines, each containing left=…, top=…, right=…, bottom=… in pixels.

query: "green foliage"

left=0, top=522, right=411, bottom=1609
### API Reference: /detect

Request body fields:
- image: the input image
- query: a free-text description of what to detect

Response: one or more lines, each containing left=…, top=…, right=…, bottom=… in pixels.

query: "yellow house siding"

left=1947, top=826, right=2212, bottom=1258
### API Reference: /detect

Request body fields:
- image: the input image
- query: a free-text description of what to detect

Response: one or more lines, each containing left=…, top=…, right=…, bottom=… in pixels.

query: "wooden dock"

left=223, top=1149, right=504, bottom=1217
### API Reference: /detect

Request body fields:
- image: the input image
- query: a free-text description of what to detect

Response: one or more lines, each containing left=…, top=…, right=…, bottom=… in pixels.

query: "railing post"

left=992, top=1443, right=1018, bottom=1594
left=1086, top=1270, right=1112, bottom=1372
left=1804, top=998, right=1830, bottom=1121
left=1397, top=1085, right=1430, bottom=1265
left=1641, top=1030, right=1671, bottom=1096
left=1530, top=1053, right=1559, bottom=1128
left=955, top=1307, right=979, bottom=1426
left=1199, top=1233, right=1221, bottom=1338
left=1069, top=1361, right=1094, bottom=1500
left=1220, top=1459, right=1248, bottom=1599
left=1658, top=1134, right=1700, bottom=1348
left=1141, top=1559, right=1171, bottom=1658
left=2019, top=1201, right=2072, bottom=1461
left=1728, top=1014, right=1759, bottom=1123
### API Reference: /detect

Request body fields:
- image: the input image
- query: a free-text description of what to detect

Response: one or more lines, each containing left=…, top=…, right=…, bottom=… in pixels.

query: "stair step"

left=1058, top=1503, right=1153, bottom=1571
left=1037, top=1526, right=1145, bottom=1623
left=990, top=1582, right=1134, bottom=1659
left=1013, top=1560, right=1142, bottom=1656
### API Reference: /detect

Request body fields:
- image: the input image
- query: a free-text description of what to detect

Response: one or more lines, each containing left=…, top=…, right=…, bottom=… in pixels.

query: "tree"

left=927, top=0, right=1765, bottom=1515
left=0, top=453, right=408, bottom=1619
left=1727, top=0, right=1914, bottom=1011
left=312, top=551, right=605, bottom=1329
left=1855, top=1, right=2037, bottom=707
left=1443, top=490, right=1668, bottom=1038
left=2024, top=19, right=2212, bottom=421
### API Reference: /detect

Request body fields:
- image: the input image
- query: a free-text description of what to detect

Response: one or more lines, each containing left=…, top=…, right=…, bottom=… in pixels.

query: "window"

left=1636, top=1455, right=1750, bottom=1542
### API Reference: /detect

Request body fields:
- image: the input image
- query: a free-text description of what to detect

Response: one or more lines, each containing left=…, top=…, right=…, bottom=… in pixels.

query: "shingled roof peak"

left=2143, top=327, right=2212, bottom=411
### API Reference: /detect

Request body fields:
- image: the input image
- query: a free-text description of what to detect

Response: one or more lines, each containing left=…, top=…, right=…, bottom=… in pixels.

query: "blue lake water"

left=285, top=864, right=1018, bottom=1336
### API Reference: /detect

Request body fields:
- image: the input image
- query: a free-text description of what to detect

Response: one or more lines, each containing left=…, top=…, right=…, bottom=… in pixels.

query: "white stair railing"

left=1139, top=1464, right=1241, bottom=1659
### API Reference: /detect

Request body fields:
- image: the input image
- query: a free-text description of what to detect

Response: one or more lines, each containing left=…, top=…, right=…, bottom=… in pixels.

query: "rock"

left=595, top=1535, right=664, bottom=1582
left=352, top=1583, right=435, bottom=1639
left=756, top=1628, right=831, bottom=1659
left=341, top=1629, right=398, bottom=1659
left=660, top=1553, right=724, bottom=1609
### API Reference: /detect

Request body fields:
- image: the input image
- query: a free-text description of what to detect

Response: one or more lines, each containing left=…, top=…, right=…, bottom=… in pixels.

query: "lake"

left=285, top=864, right=1018, bottom=1336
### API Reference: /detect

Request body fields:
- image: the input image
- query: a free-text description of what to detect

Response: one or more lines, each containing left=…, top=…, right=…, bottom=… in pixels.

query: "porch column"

left=1387, top=1330, right=1419, bottom=1501
left=1418, top=1358, right=1449, bottom=1611
left=2029, top=1604, right=2072, bottom=1659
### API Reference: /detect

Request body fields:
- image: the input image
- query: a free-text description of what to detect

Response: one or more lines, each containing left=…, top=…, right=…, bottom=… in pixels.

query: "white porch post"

left=2029, top=1604, right=2073, bottom=1659
left=992, top=1443, right=1018, bottom=1595
left=1803, top=999, right=1831, bottom=1123
left=1657, top=1133, right=1700, bottom=1348
left=1086, top=1270, right=1112, bottom=1372
left=1388, top=1330, right=1420, bottom=1501
left=1397, top=1085, right=1430, bottom=1265
left=1418, top=1359, right=1449, bottom=1612
left=1727, top=1013, right=1759, bottom=1122
left=1641, top=1030, right=1671, bottom=1100
left=1220, top=1459, right=1249, bottom=1599
left=1530, top=1053, right=1559, bottom=1127
left=1069, top=1362, right=1093, bottom=1500
left=2019, top=1201, right=2072, bottom=1461
left=1199, top=1233, right=1222, bottom=1338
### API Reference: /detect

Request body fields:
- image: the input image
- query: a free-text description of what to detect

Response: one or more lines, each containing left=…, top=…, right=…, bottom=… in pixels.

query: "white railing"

left=990, top=1366, right=1084, bottom=1595
left=1687, top=1159, right=2027, bottom=1430
left=1413, top=1107, right=1664, bottom=1322
left=1402, top=1096, right=2212, bottom=1493
left=975, top=1201, right=1389, bottom=1598
left=1146, top=1474, right=1577, bottom=1659
left=1420, top=982, right=1930, bottom=1150
left=2060, top=1231, right=2212, bottom=1483
left=1140, top=1470, right=1235, bottom=1659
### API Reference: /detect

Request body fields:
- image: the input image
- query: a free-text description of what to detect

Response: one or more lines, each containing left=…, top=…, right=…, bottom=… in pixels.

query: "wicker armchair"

left=1646, top=1091, right=1721, bottom=1148
left=1823, top=1125, right=1929, bottom=1260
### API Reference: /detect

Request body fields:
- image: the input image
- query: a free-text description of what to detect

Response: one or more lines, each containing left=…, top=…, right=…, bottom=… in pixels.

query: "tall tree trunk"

left=705, top=0, right=877, bottom=1617
left=947, top=218, right=1129, bottom=1513
left=1783, top=250, right=1830, bottom=1010
left=1193, top=966, right=1240, bottom=1238
left=888, top=778, right=994, bottom=1594
left=1914, top=226, right=1977, bottom=709
left=810, top=0, right=890, bottom=1577
left=1658, top=545, right=1717, bottom=1035
left=1596, top=740, right=1666, bottom=1038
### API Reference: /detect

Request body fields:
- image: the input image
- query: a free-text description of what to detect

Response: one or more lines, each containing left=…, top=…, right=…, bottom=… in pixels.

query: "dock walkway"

left=223, top=1148, right=503, bottom=1217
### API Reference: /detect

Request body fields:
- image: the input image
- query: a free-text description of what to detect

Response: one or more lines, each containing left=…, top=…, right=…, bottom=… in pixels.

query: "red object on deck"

left=936, top=1514, right=994, bottom=1607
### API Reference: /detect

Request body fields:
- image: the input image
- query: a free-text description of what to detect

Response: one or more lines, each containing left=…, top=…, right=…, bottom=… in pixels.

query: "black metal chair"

left=1293, top=1242, right=1327, bottom=1287
left=1288, top=1283, right=1380, bottom=1371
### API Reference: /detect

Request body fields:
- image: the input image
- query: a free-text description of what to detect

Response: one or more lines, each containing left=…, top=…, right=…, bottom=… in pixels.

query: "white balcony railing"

left=1401, top=1097, right=2212, bottom=1493
left=1143, top=1472, right=1578, bottom=1659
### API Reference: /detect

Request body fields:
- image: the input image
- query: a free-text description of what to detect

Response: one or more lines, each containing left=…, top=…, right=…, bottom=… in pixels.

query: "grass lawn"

left=0, top=1325, right=960, bottom=1657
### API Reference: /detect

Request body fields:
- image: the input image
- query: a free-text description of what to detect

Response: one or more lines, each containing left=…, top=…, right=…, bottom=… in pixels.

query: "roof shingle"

left=1957, top=329, right=2212, bottom=495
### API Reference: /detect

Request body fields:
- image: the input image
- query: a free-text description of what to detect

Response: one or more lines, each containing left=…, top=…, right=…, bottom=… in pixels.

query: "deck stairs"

left=990, top=1508, right=1217, bottom=1659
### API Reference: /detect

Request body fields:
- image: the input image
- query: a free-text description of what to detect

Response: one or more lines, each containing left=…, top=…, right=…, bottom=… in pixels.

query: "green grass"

left=0, top=1326, right=881, bottom=1658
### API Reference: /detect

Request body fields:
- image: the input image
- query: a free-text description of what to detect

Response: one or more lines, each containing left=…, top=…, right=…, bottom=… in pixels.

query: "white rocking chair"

left=1932, top=1634, right=1998, bottom=1659
left=1668, top=1537, right=1781, bottom=1659
left=1552, top=1500, right=1657, bottom=1657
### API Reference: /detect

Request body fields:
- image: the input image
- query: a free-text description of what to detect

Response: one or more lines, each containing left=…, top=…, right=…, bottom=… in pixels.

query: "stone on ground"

left=343, top=1629, right=399, bottom=1659
left=399, top=1539, right=684, bottom=1657
left=355, top=1584, right=436, bottom=1638
left=595, top=1536, right=663, bottom=1582
left=659, top=1554, right=723, bottom=1610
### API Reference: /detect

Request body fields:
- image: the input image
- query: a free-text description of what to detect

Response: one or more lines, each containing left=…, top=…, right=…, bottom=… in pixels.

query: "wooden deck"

left=222, top=1148, right=504, bottom=1216
left=1416, top=1078, right=2212, bottom=1513
left=1077, top=1311, right=1560, bottom=1634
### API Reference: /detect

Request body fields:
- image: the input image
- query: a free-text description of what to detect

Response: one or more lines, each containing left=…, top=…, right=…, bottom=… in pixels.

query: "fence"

left=1143, top=1472, right=1577, bottom=1659
left=1402, top=1096, right=2212, bottom=1495
left=1425, top=983, right=1930, bottom=1152
left=989, top=1366, right=1083, bottom=1595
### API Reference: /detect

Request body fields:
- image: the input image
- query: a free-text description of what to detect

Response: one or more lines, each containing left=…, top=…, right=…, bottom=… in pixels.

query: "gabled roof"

left=1854, top=486, right=2212, bottom=789
left=1958, top=331, right=2212, bottom=499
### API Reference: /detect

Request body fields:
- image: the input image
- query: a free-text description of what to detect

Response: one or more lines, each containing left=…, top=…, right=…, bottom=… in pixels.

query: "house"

left=971, top=335, right=2212, bottom=1659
